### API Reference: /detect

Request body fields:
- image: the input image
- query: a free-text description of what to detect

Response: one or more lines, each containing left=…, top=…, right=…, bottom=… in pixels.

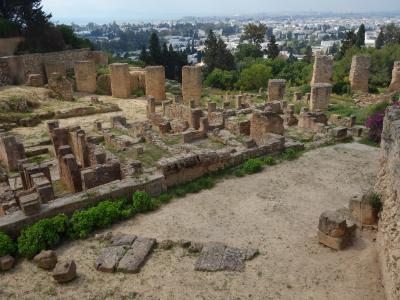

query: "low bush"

left=281, top=149, right=301, bottom=161
left=263, top=156, right=277, bottom=166
left=132, top=191, right=153, bottom=213
left=368, top=193, right=383, bottom=213
left=365, top=109, right=385, bottom=143
left=18, top=214, right=68, bottom=259
left=0, top=231, right=16, bottom=257
left=157, top=193, right=174, bottom=203
left=243, top=159, right=263, bottom=174
left=68, top=200, right=124, bottom=239
left=234, top=168, right=245, bottom=177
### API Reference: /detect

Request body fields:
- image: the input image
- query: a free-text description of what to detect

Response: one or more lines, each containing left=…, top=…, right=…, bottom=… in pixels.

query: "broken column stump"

left=318, top=210, right=354, bottom=250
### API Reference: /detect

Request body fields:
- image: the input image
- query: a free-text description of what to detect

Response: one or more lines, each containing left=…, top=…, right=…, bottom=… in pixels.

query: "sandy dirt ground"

left=0, top=143, right=385, bottom=300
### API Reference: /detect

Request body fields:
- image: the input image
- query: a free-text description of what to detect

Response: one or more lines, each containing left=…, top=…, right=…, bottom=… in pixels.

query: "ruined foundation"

left=349, top=55, right=371, bottom=94
left=110, top=63, right=131, bottom=99
left=182, top=66, right=202, bottom=105
left=74, top=61, right=97, bottom=93
left=145, top=66, right=166, bottom=102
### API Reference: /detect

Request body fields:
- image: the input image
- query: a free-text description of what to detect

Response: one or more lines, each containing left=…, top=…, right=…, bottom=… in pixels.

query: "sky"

left=41, top=0, right=400, bottom=24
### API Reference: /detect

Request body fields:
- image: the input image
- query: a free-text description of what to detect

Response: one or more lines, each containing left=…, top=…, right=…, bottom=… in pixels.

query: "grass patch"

left=27, top=154, right=50, bottom=164
left=358, top=137, right=380, bottom=148
left=136, top=144, right=169, bottom=167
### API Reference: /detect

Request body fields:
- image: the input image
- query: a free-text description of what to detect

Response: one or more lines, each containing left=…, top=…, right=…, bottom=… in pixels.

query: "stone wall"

left=389, top=61, right=400, bottom=92
left=311, top=55, right=333, bottom=84
left=182, top=66, right=202, bottom=105
left=0, top=49, right=106, bottom=86
left=145, top=66, right=166, bottom=101
left=375, top=105, right=400, bottom=300
left=250, top=111, right=284, bottom=145
left=0, top=133, right=26, bottom=172
left=129, top=69, right=146, bottom=93
left=349, top=55, right=371, bottom=94
left=0, top=37, right=24, bottom=57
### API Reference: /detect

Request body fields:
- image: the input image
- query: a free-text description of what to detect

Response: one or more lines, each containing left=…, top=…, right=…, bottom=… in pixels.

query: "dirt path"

left=0, top=143, right=385, bottom=300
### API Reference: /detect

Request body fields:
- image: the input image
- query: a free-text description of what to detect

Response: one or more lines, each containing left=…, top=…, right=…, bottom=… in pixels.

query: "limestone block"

left=0, top=255, right=15, bottom=271
left=45, top=62, right=66, bottom=80
left=182, top=66, right=202, bottom=105
left=110, top=63, right=131, bottom=99
left=117, top=237, right=156, bottom=273
left=349, top=55, right=371, bottom=93
left=311, top=55, right=333, bottom=84
left=19, top=192, right=41, bottom=216
left=310, top=83, right=332, bottom=112
left=74, top=61, right=97, bottom=93
left=53, top=260, right=77, bottom=283
left=268, top=79, right=286, bottom=101
left=318, top=210, right=347, bottom=238
left=95, top=246, right=126, bottom=273
left=145, top=66, right=166, bottom=101
left=27, top=74, right=44, bottom=87
left=34, top=250, right=58, bottom=270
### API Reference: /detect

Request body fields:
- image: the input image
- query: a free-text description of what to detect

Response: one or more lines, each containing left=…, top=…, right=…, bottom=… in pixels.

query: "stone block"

left=74, top=61, right=97, bottom=93
left=268, top=79, right=286, bottom=101
left=27, top=74, right=44, bottom=87
left=110, top=63, right=131, bottom=99
left=19, top=192, right=41, bottom=216
left=145, top=66, right=166, bottom=101
left=34, top=250, right=58, bottom=270
left=53, top=260, right=77, bottom=283
left=95, top=246, right=126, bottom=273
left=182, top=66, right=202, bottom=105
left=0, top=255, right=15, bottom=271
left=349, top=55, right=371, bottom=93
left=318, top=210, right=347, bottom=238
left=117, top=237, right=156, bottom=273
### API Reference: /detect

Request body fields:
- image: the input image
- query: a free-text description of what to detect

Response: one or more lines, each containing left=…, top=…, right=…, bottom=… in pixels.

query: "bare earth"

left=0, top=143, right=385, bottom=300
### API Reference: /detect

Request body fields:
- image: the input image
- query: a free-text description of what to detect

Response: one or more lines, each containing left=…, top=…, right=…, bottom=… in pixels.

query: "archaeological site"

left=1, top=3, right=400, bottom=299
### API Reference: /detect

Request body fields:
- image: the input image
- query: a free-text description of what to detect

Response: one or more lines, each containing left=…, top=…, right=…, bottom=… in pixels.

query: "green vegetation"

left=367, top=193, right=383, bottom=213
left=17, top=214, right=68, bottom=259
left=0, top=231, right=16, bottom=257
left=243, top=159, right=263, bottom=174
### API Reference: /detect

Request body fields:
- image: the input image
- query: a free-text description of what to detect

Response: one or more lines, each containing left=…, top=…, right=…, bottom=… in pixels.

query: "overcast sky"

left=41, top=0, right=400, bottom=24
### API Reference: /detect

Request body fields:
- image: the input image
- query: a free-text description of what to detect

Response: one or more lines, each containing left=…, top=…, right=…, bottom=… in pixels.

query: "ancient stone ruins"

left=0, top=50, right=400, bottom=299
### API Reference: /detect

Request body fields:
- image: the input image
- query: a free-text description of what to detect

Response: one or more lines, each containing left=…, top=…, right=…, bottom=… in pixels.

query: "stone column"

left=389, top=61, right=400, bottom=92
left=146, top=97, right=156, bottom=119
left=311, top=55, right=333, bottom=85
left=74, top=61, right=97, bottom=93
left=110, top=63, right=131, bottom=99
left=349, top=55, right=371, bottom=94
left=268, top=79, right=286, bottom=101
left=182, top=66, right=202, bottom=105
left=310, top=83, right=332, bottom=112
left=207, top=101, right=217, bottom=114
left=145, top=66, right=166, bottom=101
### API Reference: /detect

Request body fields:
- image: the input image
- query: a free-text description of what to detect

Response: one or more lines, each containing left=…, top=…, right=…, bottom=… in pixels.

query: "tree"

left=375, top=29, right=385, bottom=49
left=139, top=46, right=150, bottom=64
left=356, top=24, right=365, bottom=48
left=204, top=30, right=235, bottom=73
left=241, top=23, right=267, bottom=45
left=337, top=30, right=356, bottom=59
left=303, top=45, right=313, bottom=63
left=148, top=31, right=162, bottom=65
left=235, top=43, right=263, bottom=61
left=237, top=63, right=272, bottom=90
left=266, top=35, right=280, bottom=59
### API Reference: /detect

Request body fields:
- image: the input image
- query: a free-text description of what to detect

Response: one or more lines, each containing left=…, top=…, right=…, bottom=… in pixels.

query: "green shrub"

left=281, top=149, right=301, bottom=161
left=0, top=19, right=20, bottom=38
left=157, top=193, right=173, bottom=203
left=173, top=188, right=187, bottom=198
left=204, top=68, right=238, bottom=90
left=243, top=159, right=263, bottom=174
left=132, top=191, right=153, bottom=213
left=18, top=215, right=68, bottom=258
left=263, top=156, right=277, bottom=166
left=68, top=200, right=123, bottom=239
left=368, top=193, right=383, bottom=213
left=0, top=231, right=16, bottom=257
left=234, top=168, right=245, bottom=177
left=196, top=177, right=215, bottom=189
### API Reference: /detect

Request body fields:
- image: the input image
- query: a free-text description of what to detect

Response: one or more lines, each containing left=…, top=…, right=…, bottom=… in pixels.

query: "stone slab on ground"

left=95, top=246, right=127, bottom=273
left=117, top=237, right=156, bottom=273
left=221, top=246, right=246, bottom=272
left=195, top=243, right=226, bottom=272
left=111, top=234, right=137, bottom=246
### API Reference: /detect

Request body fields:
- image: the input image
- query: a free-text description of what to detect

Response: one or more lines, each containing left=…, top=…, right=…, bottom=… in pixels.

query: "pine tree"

left=139, top=46, right=149, bottom=64
left=356, top=24, right=366, bottom=48
left=337, top=30, right=357, bottom=59
left=266, top=34, right=280, bottom=59
left=303, top=45, right=313, bottom=63
left=148, top=32, right=162, bottom=65
left=204, top=30, right=235, bottom=73
left=375, top=29, right=385, bottom=49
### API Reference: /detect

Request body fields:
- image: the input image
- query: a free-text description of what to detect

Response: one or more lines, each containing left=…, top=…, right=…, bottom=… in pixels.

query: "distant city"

left=70, top=12, right=400, bottom=62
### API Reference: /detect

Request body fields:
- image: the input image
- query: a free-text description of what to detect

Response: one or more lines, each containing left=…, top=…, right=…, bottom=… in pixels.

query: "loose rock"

left=33, top=250, right=58, bottom=270
left=0, top=255, right=15, bottom=271
left=53, top=260, right=77, bottom=283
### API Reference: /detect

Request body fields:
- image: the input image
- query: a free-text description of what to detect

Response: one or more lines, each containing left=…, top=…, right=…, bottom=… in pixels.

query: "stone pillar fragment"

left=28, top=74, right=44, bottom=87
left=310, top=83, right=332, bottom=112
left=145, top=66, right=166, bottom=101
left=349, top=55, right=371, bottom=94
left=74, top=61, right=97, bottom=93
left=146, top=97, right=156, bottom=119
left=268, top=79, right=286, bottom=101
left=311, top=55, right=333, bottom=84
left=389, top=61, right=400, bottom=92
left=182, top=66, right=202, bottom=105
left=45, top=62, right=66, bottom=81
left=207, top=101, right=217, bottom=114
left=110, top=63, right=131, bottom=99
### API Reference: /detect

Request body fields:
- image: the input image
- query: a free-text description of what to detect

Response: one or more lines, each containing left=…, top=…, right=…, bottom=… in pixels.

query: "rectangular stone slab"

left=111, top=234, right=137, bottom=246
left=117, top=237, right=156, bottom=273
left=95, top=246, right=126, bottom=273
left=221, top=246, right=246, bottom=272
left=195, top=243, right=226, bottom=272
